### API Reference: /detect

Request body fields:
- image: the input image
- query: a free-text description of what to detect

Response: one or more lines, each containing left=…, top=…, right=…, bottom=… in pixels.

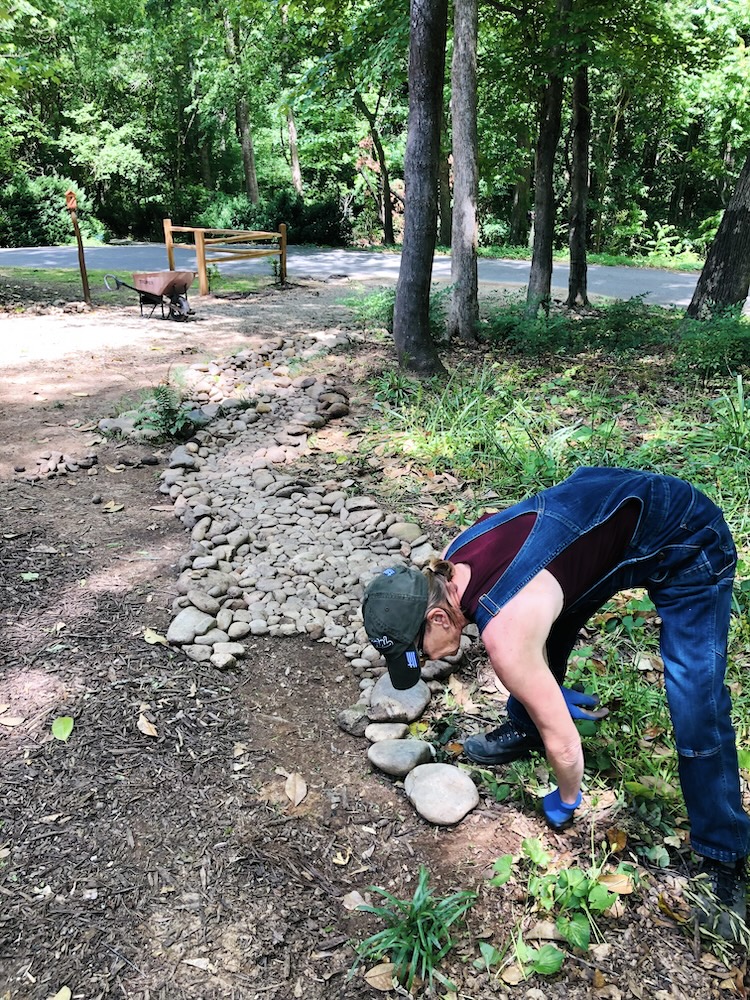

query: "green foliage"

left=194, top=188, right=351, bottom=246
left=345, top=284, right=450, bottom=340
left=352, top=865, right=476, bottom=991
left=133, top=384, right=194, bottom=440
left=677, top=311, right=750, bottom=376
left=0, top=173, right=103, bottom=247
left=51, top=716, right=74, bottom=742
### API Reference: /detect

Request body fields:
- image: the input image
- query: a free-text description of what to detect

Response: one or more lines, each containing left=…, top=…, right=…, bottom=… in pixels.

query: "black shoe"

left=691, top=858, right=748, bottom=940
left=463, top=719, right=544, bottom=765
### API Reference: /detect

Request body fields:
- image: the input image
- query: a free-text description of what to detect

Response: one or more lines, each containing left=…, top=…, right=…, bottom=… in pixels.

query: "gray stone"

left=365, top=722, right=409, bottom=743
left=210, top=652, right=237, bottom=670
left=367, top=674, right=431, bottom=723
left=183, top=644, right=212, bottom=663
left=367, top=739, right=433, bottom=777
left=212, top=642, right=246, bottom=658
left=404, top=764, right=479, bottom=826
left=167, top=607, right=216, bottom=645
left=387, top=522, right=424, bottom=543
left=337, top=705, right=370, bottom=737
left=169, top=445, right=197, bottom=469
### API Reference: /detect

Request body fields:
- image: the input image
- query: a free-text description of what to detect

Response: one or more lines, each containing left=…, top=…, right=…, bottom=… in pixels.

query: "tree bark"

left=438, top=152, right=452, bottom=246
left=393, top=0, right=449, bottom=373
left=447, top=0, right=479, bottom=343
left=686, top=152, right=750, bottom=319
left=287, top=107, right=303, bottom=195
left=566, top=57, right=590, bottom=307
left=509, top=127, right=532, bottom=246
left=354, top=92, right=395, bottom=245
left=525, top=0, right=570, bottom=318
left=237, top=95, right=260, bottom=204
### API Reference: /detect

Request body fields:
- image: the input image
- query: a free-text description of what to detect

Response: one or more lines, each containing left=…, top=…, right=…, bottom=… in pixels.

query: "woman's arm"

left=481, top=570, right=584, bottom=803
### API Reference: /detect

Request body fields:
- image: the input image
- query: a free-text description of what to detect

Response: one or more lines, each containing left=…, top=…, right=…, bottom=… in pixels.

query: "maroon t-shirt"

left=458, top=500, right=640, bottom=619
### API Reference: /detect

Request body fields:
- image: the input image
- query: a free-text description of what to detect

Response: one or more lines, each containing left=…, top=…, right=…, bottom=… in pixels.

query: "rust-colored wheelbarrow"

left=104, top=270, right=196, bottom=321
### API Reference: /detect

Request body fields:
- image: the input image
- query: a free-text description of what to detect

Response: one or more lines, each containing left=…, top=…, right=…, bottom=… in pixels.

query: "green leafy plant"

left=352, top=865, right=476, bottom=991
left=133, top=383, right=194, bottom=440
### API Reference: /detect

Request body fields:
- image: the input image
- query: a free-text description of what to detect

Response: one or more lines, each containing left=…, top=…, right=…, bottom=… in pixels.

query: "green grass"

left=475, top=244, right=704, bottom=271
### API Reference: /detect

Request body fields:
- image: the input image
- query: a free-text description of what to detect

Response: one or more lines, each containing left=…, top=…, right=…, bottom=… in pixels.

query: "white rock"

left=367, top=739, right=433, bottom=777
left=167, top=607, right=216, bottom=645
left=365, top=722, right=409, bottom=743
left=404, top=764, right=479, bottom=825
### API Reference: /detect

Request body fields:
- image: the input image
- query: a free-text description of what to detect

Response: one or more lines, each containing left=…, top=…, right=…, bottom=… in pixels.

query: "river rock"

left=167, top=607, right=216, bottom=645
left=404, top=763, right=479, bottom=825
left=337, top=705, right=370, bottom=737
left=367, top=739, right=433, bottom=777
left=365, top=722, right=409, bottom=743
left=367, top=675, right=431, bottom=723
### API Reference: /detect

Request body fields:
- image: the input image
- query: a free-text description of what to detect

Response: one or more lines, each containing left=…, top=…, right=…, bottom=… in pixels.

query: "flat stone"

left=367, top=739, right=432, bottom=777
left=386, top=522, right=424, bottom=543
left=365, top=723, right=409, bottom=743
left=210, top=652, right=237, bottom=670
left=212, top=641, right=245, bottom=658
left=367, top=674, right=431, bottom=723
left=183, top=644, right=212, bottom=662
left=166, top=607, right=216, bottom=645
left=404, top=763, right=479, bottom=825
left=337, top=705, right=370, bottom=737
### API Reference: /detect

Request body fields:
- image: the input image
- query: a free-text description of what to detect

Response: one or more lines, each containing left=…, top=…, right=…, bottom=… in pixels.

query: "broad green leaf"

left=20, top=572, right=40, bottom=581
left=476, top=941, right=503, bottom=970
left=521, top=838, right=550, bottom=868
left=556, top=912, right=590, bottom=951
left=529, top=944, right=565, bottom=976
left=489, top=854, right=514, bottom=885
left=51, top=716, right=74, bottom=742
left=588, top=883, right=617, bottom=912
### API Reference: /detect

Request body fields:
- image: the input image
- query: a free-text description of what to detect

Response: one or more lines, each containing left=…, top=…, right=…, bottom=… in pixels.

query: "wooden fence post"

left=164, top=218, right=175, bottom=270
left=279, top=223, right=287, bottom=284
left=65, top=190, right=91, bottom=306
left=195, top=229, right=209, bottom=295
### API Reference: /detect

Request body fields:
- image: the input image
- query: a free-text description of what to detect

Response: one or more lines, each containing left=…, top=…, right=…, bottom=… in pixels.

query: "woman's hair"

left=423, top=558, right=464, bottom=627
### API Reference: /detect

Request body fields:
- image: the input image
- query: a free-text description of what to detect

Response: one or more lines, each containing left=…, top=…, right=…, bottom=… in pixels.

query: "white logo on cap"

left=371, top=635, right=394, bottom=650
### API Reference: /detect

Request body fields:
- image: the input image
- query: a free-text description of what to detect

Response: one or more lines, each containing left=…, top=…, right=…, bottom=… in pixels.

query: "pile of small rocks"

left=15, top=450, right=99, bottom=478
left=112, top=329, right=482, bottom=825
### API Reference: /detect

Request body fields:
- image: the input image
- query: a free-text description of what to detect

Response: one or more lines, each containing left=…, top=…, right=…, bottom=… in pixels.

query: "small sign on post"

left=65, top=189, right=92, bottom=306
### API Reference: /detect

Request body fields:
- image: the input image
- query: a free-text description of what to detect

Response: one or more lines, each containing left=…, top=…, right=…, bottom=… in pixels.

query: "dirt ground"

left=0, top=279, right=745, bottom=1000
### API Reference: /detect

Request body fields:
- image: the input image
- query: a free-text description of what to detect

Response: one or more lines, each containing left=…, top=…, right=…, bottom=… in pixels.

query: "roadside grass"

left=352, top=289, right=750, bottom=868
left=0, top=265, right=271, bottom=306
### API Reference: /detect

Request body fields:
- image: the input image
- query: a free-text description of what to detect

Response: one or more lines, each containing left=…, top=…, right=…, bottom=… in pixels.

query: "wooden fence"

left=164, top=218, right=287, bottom=295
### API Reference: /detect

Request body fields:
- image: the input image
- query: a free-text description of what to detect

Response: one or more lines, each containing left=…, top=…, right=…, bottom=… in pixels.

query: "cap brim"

left=385, top=645, right=422, bottom=690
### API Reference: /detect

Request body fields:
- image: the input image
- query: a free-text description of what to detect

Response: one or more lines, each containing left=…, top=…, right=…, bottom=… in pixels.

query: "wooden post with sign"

left=65, top=190, right=92, bottom=306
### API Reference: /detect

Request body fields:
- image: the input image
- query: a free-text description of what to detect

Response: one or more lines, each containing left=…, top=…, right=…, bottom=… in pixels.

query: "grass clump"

left=132, top=383, right=195, bottom=440
left=352, top=865, right=475, bottom=992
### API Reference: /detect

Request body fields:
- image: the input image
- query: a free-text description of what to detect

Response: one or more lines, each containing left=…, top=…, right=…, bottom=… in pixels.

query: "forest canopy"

left=1, top=0, right=749, bottom=254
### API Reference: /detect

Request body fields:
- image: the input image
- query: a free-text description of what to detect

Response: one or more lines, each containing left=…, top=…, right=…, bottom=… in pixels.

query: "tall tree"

left=393, top=0, right=449, bottom=373
left=686, top=152, right=750, bottom=318
left=566, top=45, right=590, bottom=306
left=525, top=0, right=571, bottom=318
left=447, top=0, right=479, bottom=342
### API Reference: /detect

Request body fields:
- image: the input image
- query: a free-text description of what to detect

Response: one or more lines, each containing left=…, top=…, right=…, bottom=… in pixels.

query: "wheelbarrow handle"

left=104, top=274, right=122, bottom=291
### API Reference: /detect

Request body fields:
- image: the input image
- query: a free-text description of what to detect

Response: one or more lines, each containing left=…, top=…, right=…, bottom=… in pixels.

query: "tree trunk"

left=287, top=107, right=303, bottom=195
left=393, top=0, right=449, bottom=373
left=447, top=0, right=479, bottom=343
left=566, top=58, right=590, bottom=307
left=686, top=153, right=750, bottom=319
left=525, top=0, right=570, bottom=318
left=354, top=92, right=395, bottom=245
left=510, top=127, right=532, bottom=246
left=438, top=152, right=452, bottom=246
left=237, top=96, right=260, bottom=204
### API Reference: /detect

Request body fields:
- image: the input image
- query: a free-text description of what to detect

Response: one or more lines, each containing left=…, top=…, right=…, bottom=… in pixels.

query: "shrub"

left=194, top=188, right=351, bottom=246
left=677, top=310, right=750, bottom=375
left=0, top=173, right=103, bottom=247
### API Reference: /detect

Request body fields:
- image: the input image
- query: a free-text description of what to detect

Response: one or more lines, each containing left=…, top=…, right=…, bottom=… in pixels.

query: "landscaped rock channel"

left=103, top=330, right=482, bottom=826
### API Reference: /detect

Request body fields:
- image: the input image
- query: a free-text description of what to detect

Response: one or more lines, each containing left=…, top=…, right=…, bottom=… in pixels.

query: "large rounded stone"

left=367, top=675, right=431, bottom=723
left=167, top=607, right=216, bottom=645
left=367, top=739, right=432, bottom=777
left=404, top=764, right=479, bottom=826
left=365, top=722, right=409, bottom=743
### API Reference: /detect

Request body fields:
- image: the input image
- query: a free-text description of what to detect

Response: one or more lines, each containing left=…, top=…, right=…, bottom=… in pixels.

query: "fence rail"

left=163, top=218, right=287, bottom=295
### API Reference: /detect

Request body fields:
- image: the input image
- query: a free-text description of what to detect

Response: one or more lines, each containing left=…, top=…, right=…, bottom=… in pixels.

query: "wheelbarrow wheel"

left=168, top=294, right=191, bottom=322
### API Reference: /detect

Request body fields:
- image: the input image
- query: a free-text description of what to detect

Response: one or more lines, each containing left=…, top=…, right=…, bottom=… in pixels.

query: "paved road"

left=0, top=242, right=707, bottom=308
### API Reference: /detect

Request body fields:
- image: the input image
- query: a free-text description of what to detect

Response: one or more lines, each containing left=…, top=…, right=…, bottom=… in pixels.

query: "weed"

left=352, top=865, right=476, bottom=992
left=133, top=383, right=194, bottom=440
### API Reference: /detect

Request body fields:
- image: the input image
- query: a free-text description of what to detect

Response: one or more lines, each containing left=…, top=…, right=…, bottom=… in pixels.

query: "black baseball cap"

left=362, top=565, right=428, bottom=690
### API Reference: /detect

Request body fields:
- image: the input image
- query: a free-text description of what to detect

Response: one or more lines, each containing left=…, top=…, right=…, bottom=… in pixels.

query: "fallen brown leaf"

left=137, top=714, right=158, bottom=738
left=284, top=772, right=308, bottom=806
left=364, top=963, right=396, bottom=991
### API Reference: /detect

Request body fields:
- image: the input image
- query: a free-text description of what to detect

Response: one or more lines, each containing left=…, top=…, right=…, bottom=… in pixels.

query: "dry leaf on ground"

left=598, top=872, right=635, bottom=894
left=137, top=714, right=158, bottom=738
left=364, top=963, right=397, bottom=991
left=284, top=772, right=308, bottom=806
left=143, top=627, right=168, bottom=645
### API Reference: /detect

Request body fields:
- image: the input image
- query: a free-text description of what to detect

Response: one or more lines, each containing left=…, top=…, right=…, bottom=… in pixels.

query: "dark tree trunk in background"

left=687, top=153, right=750, bottom=319
left=447, top=0, right=479, bottom=343
left=526, top=0, right=570, bottom=318
left=510, top=128, right=532, bottom=246
left=354, top=92, right=395, bottom=245
left=393, top=0, right=449, bottom=373
left=287, top=108, right=304, bottom=195
left=237, top=96, right=260, bottom=204
left=438, top=152, right=452, bottom=246
left=567, top=57, right=590, bottom=307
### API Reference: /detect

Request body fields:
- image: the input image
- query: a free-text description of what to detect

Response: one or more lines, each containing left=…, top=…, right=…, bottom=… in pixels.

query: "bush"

left=346, top=284, right=451, bottom=341
left=194, top=187, right=351, bottom=246
left=677, top=310, right=750, bottom=375
left=0, top=173, right=103, bottom=247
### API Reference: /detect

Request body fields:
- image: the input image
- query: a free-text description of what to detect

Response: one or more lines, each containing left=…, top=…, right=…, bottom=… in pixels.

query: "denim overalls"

left=445, top=466, right=750, bottom=862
